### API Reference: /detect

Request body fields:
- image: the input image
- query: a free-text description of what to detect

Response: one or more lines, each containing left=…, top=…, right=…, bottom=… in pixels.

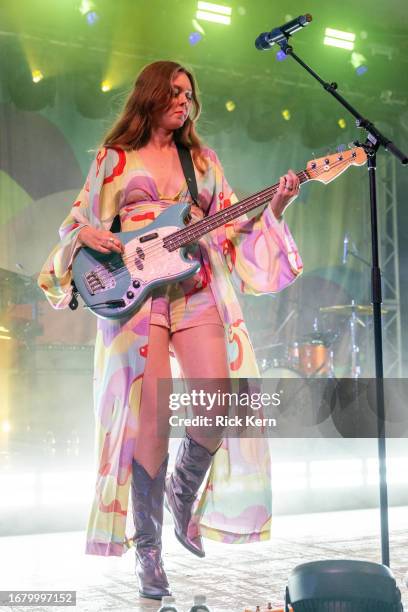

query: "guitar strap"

left=110, top=143, right=198, bottom=234
left=175, top=142, right=199, bottom=205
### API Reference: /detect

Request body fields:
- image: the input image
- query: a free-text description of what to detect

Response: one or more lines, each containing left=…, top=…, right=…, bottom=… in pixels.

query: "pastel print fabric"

left=38, top=146, right=303, bottom=556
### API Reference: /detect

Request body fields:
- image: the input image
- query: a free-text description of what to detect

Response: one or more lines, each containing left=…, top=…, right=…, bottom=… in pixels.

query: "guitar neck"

left=164, top=170, right=309, bottom=251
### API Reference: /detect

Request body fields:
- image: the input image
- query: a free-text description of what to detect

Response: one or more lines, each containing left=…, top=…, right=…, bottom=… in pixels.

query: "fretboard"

left=163, top=170, right=309, bottom=251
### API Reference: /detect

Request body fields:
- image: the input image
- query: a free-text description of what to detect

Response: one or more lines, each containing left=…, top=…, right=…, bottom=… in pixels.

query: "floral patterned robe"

left=38, top=145, right=302, bottom=556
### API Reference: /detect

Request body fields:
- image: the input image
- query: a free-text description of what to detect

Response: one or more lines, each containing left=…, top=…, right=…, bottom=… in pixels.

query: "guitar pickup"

left=140, top=232, right=158, bottom=243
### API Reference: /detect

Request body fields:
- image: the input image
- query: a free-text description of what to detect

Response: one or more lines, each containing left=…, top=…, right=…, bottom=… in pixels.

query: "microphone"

left=342, top=234, right=349, bottom=265
left=255, top=14, right=312, bottom=50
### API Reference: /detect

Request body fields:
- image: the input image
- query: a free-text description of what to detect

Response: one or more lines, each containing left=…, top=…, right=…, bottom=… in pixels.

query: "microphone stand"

left=271, top=35, right=408, bottom=567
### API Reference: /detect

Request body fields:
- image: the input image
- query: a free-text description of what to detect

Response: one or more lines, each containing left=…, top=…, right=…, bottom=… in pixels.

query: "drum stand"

left=349, top=301, right=361, bottom=379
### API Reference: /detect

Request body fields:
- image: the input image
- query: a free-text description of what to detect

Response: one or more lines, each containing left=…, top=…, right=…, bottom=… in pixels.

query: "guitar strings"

left=90, top=156, right=357, bottom=286
left=93, top=157, right=352, bottom=285
left=93, top=179, right=283, bottom=285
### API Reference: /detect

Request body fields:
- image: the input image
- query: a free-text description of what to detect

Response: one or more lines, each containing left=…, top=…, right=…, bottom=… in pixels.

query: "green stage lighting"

left=324, top=27, right=355, bottom=50
left=101, top=80, right=112, bottom=93
left=32, top=69, right=44, bottom=83
left=79, top=0, right=94, bottom=15
left=74, top=72, right=115, bottom=119
left=7, top=64, right=56, bottom=111
left=351, top=51, right=368, bottom=72
left=196, top=1, right=231, bottom=25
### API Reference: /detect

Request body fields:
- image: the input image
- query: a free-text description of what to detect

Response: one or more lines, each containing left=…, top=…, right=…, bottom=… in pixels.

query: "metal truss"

left=377, top=151, right=402, bottom=377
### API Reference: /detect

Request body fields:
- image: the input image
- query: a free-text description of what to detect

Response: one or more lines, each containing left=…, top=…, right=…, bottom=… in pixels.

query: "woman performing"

left=38, top=60, right=302, bottom=599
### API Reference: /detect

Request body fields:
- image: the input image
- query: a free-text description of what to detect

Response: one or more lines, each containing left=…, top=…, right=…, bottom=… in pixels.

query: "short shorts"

left=150, top=247, right=223, bottom=333
left=150, top=282, right=223, bottom=333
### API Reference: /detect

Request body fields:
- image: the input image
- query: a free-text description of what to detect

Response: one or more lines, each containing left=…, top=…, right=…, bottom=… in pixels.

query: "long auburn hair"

left=103, top=60, right=207, bottom=172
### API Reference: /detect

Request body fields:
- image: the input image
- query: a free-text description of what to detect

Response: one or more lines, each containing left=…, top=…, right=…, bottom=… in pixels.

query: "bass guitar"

left=71, top=147, right=367, bottom=319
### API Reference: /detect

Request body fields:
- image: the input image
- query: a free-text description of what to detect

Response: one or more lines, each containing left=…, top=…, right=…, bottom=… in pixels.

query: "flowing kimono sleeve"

left=38, top=147, right=126, bottom=309
left=208, top=150, right=303, bottom=295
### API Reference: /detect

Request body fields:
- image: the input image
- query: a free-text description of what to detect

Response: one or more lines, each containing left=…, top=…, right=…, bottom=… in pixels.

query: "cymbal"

left=320, top=304, right=388, bottom=316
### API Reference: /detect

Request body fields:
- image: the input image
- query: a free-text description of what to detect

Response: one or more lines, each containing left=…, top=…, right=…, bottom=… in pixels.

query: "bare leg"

left=133, top=324, right=172, bottom=478
left=165, top=324, right=230, bottom=557
left=171, top=323, right=230, bottom=453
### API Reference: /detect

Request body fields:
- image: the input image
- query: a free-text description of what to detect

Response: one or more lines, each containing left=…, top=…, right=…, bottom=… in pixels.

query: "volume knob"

left=126, top=291, right=134, bottom=299
left=133, top=280, right=140, bottom=289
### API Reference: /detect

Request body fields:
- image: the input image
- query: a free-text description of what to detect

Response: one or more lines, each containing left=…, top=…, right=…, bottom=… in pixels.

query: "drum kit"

left=257, top=300, right=388, bottom=380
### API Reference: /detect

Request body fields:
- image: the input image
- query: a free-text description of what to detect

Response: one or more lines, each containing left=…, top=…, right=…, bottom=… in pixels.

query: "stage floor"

left=2, top=507, right=407, bottom=612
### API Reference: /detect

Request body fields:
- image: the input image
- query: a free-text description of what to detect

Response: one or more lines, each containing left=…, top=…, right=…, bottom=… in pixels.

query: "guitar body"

left=71, top=147, right=367, bottom=320
left=72, top=203, right=200, bottom=319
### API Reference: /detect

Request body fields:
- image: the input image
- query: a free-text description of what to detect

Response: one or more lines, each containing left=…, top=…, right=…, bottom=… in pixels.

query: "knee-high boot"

left=165, top=434, right=219, bottom=558
left=131, top=455, right=171, bottom=600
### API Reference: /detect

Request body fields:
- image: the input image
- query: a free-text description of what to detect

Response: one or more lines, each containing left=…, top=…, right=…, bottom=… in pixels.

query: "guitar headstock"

left=305, top=147, right=367, bottom=184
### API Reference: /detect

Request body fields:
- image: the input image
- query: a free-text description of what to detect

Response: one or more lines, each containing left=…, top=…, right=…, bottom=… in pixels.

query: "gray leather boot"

left=165, top=434, right=218, bottom=558
left=131, top=456, right=171, bottom=600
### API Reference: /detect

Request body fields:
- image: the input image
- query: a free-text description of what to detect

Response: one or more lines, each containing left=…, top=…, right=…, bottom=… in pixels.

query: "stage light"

left=196, top=1, right=231, bottom=25
left=338, top=118, right=346, bottom=129
left=356, top=65, right=368, bottom=75
left=324, top=37, right=354, bottom=50
left=32, top=69, right=44, bottom=84
left=225, top=100, right=235, bottom=112
left=189, top=31, right=203, bottom=45
left=281, top=109, right=291, bottom=121
left=74, top=72, right=115, bottom=118
left=0, top=325, right=11, bottom=339
left=79, top=0, right=99, bottom=25
left=351, top=51, right=368, bottom=75
left=192, top=18, right=205, bottom=34
left=7, top=61, right=56, bottom=111
left=325, top=27, right=356, bottom=42
left=2, top=420, right=11, bottom=433
left=324, top=27, right=355, bottom=51
left=276, top=50, right=287, bottom=61
left=79, top=0, right=94, bottom=15
left=86, top=11, right=99, bottom=25
left=101, top=80, right=112, bottom=92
